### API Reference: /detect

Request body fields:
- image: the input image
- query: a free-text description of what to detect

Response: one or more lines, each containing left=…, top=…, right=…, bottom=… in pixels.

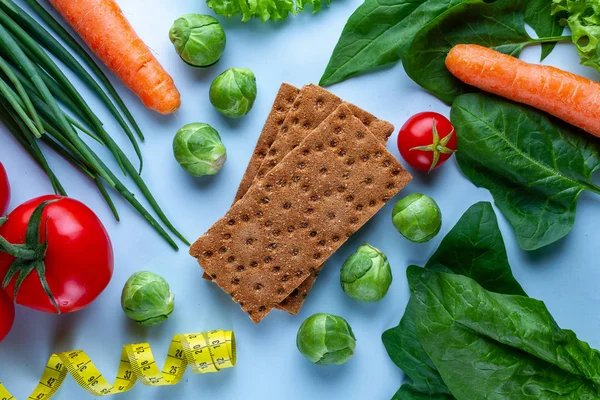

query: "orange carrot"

left=446, top=44, right=600, bottom=138
left=50, top=0, right=181, bottom=114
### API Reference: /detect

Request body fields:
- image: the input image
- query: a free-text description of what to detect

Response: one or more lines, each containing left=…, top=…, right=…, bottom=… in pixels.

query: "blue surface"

left=1, top=1, right=600, bottom=399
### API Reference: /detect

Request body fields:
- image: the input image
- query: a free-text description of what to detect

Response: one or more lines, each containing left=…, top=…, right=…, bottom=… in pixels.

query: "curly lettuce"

left=552, top=0, right=600, bottom=71
left=207, top=0, right=330, bottom=22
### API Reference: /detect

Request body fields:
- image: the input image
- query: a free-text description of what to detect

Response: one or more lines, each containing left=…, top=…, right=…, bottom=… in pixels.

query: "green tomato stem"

left=409, top=119, right=456, bottom=172
left=0, top=200, right=60, bottom=312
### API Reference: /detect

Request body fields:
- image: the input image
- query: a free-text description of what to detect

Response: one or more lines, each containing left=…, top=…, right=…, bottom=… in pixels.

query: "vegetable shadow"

left=50, top=311, right=84, bottom=351
left=214, top=111, right=247, bottom=129
left=183, top=65, right=215, bottom=81
left=294, top=348, right=351, bottom=383
left=180, top=169, right=223, bottom=190
left=124, top=313, right=170, bottom=342
left=196, top=272, right=244, bottom=314
left=521, top=234, right=570, bottom=265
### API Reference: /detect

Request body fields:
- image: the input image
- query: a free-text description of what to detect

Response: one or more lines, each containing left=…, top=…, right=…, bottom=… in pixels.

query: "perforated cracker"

left=203, top=84, right=301, bottom=282
left=190, top=105, right=412, bottom=323
left=234, top=83, right=301, bottom=203
left=252, top=85, right=394, bottom=314
left=253, top=84, right=394, bottom=182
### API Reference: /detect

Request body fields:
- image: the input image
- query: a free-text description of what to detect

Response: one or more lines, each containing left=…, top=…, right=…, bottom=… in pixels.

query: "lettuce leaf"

left=207, top=0, right=330, bottom=22
left=553, top=0, right=600, bottom=72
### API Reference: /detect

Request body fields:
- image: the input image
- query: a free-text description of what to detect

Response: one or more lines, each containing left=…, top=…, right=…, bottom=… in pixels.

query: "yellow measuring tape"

left=0, top=330, right=235, bottom=399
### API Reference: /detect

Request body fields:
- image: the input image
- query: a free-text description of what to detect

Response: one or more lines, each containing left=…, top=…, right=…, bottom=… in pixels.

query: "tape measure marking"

left=0, top=330, right=235, bottom=400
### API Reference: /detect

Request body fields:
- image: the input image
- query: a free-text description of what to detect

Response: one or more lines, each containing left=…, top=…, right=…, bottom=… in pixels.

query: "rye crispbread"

left=252, top=84, right=394, bottom=314
left=234, top=83, right=301, bottom=203
left=190, top=105, right=412, bottom=322
left=203, top=84, right=397, bottom=316
left=202, top=84, right=301, bottom=281
left=253, top=84, right=394, bottom=183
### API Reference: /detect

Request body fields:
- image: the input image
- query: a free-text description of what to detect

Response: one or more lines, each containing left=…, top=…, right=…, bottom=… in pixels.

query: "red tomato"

left=0, top=163, right=9, bottom=215
left=0, top=289, right=14, bottom=342
left=397, top=112, right=457, bottom=171
left=0, top=195, right=113, bottom=313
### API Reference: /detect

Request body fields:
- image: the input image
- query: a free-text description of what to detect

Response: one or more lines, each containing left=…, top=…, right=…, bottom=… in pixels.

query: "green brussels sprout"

left=209, top=68, right=257, bottom=118
left=340, top=244, right=392, bottom=302
left=392, top=193, right=442, bottom=243
left=121, top=271, right=175, bottom=327
left=296, top=313, right=356, bottom=365
left=173, top=122, right=227, bottom=177
left=169, top=14, right=226, bottom=67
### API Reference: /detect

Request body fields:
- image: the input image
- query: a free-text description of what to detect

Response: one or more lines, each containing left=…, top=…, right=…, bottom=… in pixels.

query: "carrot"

left=49, top=0, right=180, bottom=114
left=446, top=44, right=600, bottom=138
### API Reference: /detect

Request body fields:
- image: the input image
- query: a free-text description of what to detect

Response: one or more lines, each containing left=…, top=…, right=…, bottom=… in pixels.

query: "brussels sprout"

left=392, top=193, right=442, bottom=243
left=121, top=271, right=175, bottom=327
left=169, top=14, right=226, bottom=67
left=296, top=313, right=356, bottom=365
left=340, top=244, right=392, bottom=302
left=209, top=68, right=257, bottom=118
left=173, top=122, right=227, bottom=176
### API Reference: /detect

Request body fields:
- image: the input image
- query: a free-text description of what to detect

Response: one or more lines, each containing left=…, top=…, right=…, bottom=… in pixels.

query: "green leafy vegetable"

left=206, top=0, right=330, bottom=22
left=392, top=193, right=442, bottom=243
left=384, top=202, right=600, bottom=399
left=209, top=68, right=257, bottom=118
left=403, top=0, right=567, bottom=104
left=169, top=14, right=226, bottom=68
left=408, top=267, right=600, bottom=399
left=340, top=243, right=392, bottom=302
left=320, top=0, right=469, bottom=87
left=296, top=313, right=356, bottom=365
left=451, top=93, right=600, bottom=251
left=173, top=123, right=227, bottom=177
left=383, top=202, right=524, bottom=399
left=121, top=271, right=175, bottom=327
left=321, top=0, right=563, bottom=89
left=552, top=0, right=600, bottom=72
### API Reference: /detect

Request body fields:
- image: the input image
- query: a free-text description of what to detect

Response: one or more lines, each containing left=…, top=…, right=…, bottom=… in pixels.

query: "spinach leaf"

left=409, top=266, right=600, bottom=399
left=451, top=93, right=600, bottom=251
left=384, top=298, right=455, bottom=399
left=383, top=202, right=523, bottom=399
left=319, top=0, right=471, bottom=87
left=320, top=0, right=562, bottom=87
left=403, top=0, right=565, bottom=104
left=527, top=0, right=565, bottom=60
left=426, top=201, right=526, bottom=296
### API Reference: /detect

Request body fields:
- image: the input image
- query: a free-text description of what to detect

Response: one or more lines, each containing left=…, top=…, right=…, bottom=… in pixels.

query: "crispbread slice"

left=251, top=84, right=394, bottom=314
left=202, top=84, right=301, bottom=282
left=234, top=83, right=301, bottom=203
left=209, top=84, right=396, bottom=313
left=190, top=105, right=412, bottom=323
left=254, top=84, right=394, bottom=183
left=276, top=273, right=317, bottom=314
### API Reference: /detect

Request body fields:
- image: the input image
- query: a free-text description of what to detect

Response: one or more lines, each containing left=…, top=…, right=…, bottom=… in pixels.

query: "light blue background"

left=1, top=1, right=600, bottom=399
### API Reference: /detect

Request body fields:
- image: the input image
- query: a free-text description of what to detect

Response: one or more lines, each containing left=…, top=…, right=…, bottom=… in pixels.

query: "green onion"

left=5, top=0, right=144, bottom=141
left=0, top=2, right=187, bottom=249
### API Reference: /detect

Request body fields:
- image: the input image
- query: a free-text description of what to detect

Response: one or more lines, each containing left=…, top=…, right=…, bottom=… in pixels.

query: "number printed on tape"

left=0, top=330, right=235, bottom=400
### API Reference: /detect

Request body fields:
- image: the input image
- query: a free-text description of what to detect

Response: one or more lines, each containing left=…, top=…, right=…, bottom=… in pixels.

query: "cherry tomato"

left=0, top=195, right=113, bottom=314
left=0, top=289, right=14, bottom=342
left=0, top=163, right=10, bottom=215
left=397, top=112, right=457, bottom=171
